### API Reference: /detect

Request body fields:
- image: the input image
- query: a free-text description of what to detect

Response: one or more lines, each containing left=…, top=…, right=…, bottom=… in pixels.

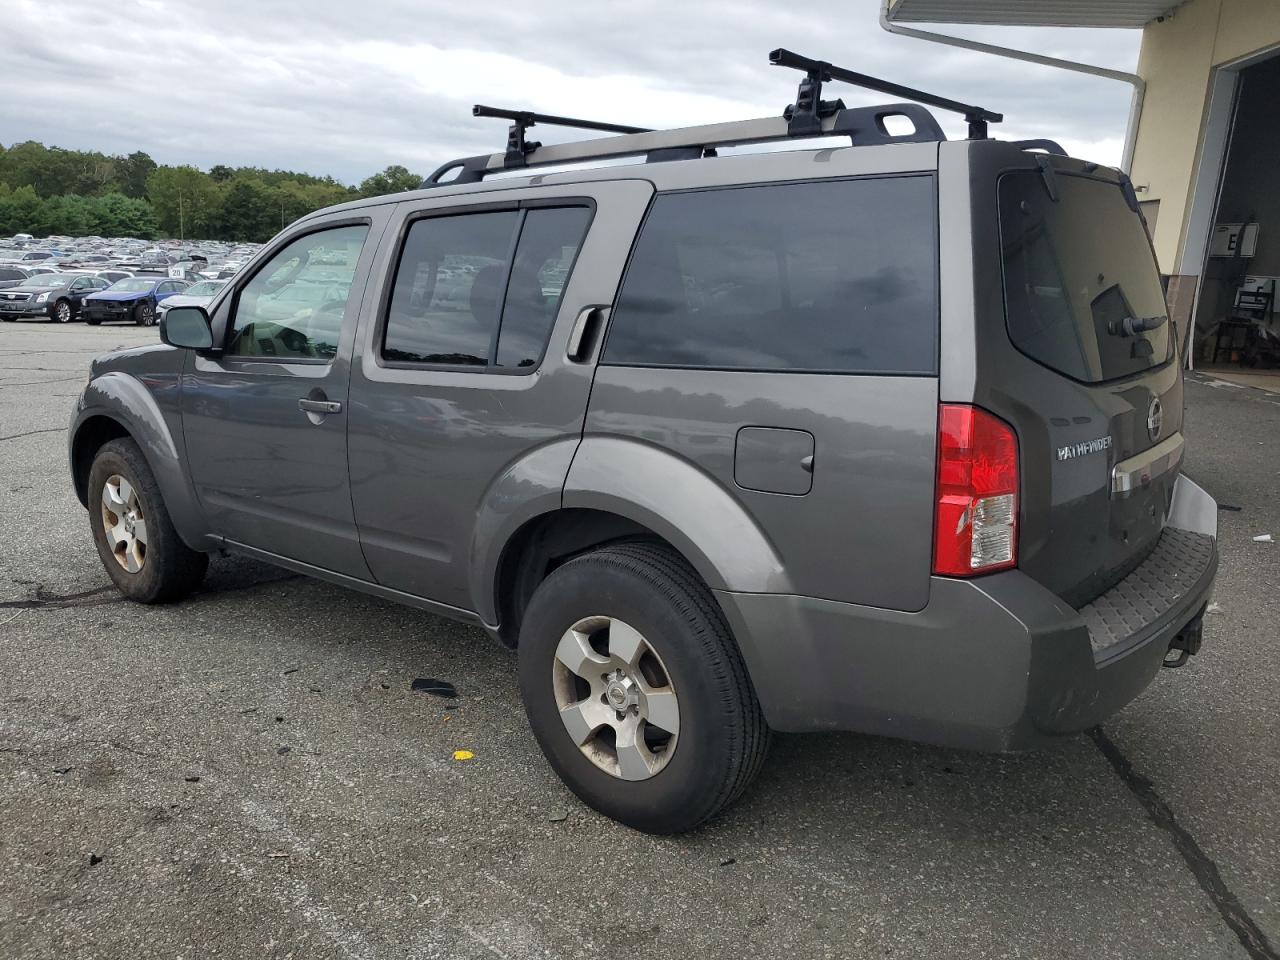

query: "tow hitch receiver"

left=1163, top=612, right=1205, bottom=668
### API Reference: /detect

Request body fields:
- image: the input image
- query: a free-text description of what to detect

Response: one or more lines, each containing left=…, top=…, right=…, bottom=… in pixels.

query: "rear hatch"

left=966, top=147, right=1182, bottom=606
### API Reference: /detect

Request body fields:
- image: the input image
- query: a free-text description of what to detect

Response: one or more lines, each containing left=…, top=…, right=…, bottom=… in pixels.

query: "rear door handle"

left=298, top=398, right=342, bottom=415
left=567, top=305, right=610, bottom=362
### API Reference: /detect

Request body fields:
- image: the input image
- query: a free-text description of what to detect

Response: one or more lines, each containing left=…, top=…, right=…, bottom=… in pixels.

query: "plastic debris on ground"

left=412, top=678, right=458, bottom=698
left=452, top=750, right=474, bottom=761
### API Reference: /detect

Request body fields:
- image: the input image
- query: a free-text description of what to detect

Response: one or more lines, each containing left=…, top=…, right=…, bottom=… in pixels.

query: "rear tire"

left=87, top=438, right=208, bottom=603
left=518, top=542, right=769, bottom=833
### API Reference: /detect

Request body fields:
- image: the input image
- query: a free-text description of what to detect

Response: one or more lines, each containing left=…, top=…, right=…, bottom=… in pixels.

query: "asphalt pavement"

left=1, top=320, right=1276, bottom=959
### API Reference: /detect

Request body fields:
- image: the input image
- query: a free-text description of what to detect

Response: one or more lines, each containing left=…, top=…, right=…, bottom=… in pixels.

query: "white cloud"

left=2, top=0, right=1141, bottom=182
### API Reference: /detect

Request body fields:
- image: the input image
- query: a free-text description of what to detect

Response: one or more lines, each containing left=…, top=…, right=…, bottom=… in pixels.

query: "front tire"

left=518, top=542, right=769, bottom=833
left=54, top=299, right=73, bottom=323
left=134, top=301, right=156, bottom=326
left=87, top=438, right=208, bottom=603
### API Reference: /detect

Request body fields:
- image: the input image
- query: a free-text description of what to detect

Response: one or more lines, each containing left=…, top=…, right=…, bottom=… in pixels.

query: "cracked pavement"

left=0, top=321, right=1277, bottom=959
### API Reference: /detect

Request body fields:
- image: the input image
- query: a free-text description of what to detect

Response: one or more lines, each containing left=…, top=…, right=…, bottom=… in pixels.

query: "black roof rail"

left=420, top=49, right=981, bottom=189
left=769, top=48, right=1002, bottom=140
left=1012, top=138, right=1069, bottom=157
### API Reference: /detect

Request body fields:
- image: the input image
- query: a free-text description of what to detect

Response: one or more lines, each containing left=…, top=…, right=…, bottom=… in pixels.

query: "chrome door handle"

left=298, top=398, right=342, bottom=415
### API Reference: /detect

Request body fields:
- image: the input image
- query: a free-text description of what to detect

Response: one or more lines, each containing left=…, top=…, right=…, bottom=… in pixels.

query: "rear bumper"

left=718, top=475, right=1218, bottom=751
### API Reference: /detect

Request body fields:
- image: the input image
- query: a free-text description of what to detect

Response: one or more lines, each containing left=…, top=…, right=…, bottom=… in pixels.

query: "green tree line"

left=0, top=141, right=426, bottom=243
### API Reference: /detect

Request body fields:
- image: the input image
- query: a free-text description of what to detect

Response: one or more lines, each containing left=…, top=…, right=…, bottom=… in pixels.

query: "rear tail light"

left=933, top=404, right=1019, bottom=577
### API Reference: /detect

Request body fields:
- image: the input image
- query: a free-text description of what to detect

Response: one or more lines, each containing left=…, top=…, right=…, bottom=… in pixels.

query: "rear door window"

left=383, top=205, right=592, bottom=370
left=602, top=176, right=938, bottom=374
left=999, top=172, right=1170, bottom=383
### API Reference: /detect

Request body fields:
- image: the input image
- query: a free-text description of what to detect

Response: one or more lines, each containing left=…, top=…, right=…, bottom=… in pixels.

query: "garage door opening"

left=1189, top=50, right=1280, bottom=378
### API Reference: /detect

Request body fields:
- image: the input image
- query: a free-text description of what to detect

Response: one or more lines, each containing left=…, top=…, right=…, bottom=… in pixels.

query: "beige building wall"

left=1130, top=0, right=1280, bottom=271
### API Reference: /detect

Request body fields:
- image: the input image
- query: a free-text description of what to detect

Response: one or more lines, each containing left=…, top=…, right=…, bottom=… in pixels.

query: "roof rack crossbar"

left=472, top=105, right=652, bottom=169
left=422, top=105, right=941, bottom=188
left=419, top=49, right=966, bottom=189
left=769, top=47, right=1002, bottom=140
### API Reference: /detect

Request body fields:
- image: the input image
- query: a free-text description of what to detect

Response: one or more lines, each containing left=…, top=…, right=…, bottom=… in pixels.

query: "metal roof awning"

left=885, top=0, right=1186, bottom=28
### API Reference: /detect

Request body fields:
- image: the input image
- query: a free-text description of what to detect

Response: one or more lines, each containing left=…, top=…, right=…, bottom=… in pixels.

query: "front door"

left=181, top=214, right=387, bottom=578
left=346, top=181, right=654, bottom=610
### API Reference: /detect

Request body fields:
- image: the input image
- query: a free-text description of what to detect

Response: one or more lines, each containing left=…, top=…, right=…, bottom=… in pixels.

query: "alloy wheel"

left=55, top=301, right=71, bottom=323
left=552, top=616, right=680, bottom=781
left=100, top=475, right=147, bottom=573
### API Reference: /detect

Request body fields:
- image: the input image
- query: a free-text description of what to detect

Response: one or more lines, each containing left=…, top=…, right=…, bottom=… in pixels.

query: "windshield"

left=184, top=281, right=224, bottom=296
left=25, top=274, right=67, bottom=288
left=1000, top=172, right=1170, bottom=384
left=107, top=279, right=158, bottom=293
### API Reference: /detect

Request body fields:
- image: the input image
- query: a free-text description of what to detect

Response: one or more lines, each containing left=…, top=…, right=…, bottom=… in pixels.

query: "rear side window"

left=999, top=172, right=1170, bottom=383
left=603, top=177, right=938, bottom=374
left=383, top=205, right=591, bottom=370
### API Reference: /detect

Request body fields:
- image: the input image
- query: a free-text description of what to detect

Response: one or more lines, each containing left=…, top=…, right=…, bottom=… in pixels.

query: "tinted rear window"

left=999, top=172, right=1170, bottom=383
left=603, top=177, right=938, bottom=374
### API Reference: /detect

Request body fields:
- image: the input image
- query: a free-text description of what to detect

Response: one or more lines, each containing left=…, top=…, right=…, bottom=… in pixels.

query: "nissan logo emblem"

left=1147, top=397, right=1163, bottom=442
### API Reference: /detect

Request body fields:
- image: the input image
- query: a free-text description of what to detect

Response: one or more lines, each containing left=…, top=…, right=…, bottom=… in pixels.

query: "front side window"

left=383, top=205, right=592, bottom=370
left=227, top=224, right=368, bottom=360
left=603, top=177, right=939, bottom=374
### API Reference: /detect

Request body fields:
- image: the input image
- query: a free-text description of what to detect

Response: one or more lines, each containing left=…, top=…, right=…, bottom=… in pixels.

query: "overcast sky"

left=6, top=0, right=1142, bottom=185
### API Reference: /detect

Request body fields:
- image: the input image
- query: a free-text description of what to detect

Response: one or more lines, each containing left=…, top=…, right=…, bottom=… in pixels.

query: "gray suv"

left=69, top=53, right=1218, bottom=833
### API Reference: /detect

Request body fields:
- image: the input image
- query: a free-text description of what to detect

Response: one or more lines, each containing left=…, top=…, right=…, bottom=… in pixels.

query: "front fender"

left=563, top=436, right=790, bottom=595
left=70, top=371, right=212, bottom=550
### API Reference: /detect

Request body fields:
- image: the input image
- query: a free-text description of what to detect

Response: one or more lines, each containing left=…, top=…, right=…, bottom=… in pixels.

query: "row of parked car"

left=0, top=271, right=226, bottom=325
left=1, top=233, right=260, bottom=279
left=0, top=233, right=260, bottom=326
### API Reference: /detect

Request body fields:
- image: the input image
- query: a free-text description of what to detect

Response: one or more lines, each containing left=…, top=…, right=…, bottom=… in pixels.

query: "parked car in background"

left=0, top=264, right=36, bottom=290
left=155, top=279, right=226, bottom=320
left=0, top=272, right=109, bottom=322
left=81, top=277, right=189, bottom=326
left=96, top=270, right=135, bottom=285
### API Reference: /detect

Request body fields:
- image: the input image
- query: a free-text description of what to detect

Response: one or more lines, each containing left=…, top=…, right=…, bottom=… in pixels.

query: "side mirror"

left=160, top=305, right=215, bottom=351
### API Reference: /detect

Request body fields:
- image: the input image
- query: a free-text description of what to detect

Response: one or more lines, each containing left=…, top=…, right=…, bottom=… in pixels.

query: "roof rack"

left=768, top=48, right=1002, bottom=140
left=422, top=49, right=1000, bottom=188
left=472, top=105, right=653, bottom=169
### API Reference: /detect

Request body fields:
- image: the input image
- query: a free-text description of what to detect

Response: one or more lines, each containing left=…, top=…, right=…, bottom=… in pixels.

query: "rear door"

left=968, top=150, right=1182, bottom=605
left=346, top=180, right=654, bottom=609
left=585, top=174, right=942, bottom=612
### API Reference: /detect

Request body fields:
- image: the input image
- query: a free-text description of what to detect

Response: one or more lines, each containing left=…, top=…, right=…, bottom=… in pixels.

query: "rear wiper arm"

left=1108, top=314, right=1167, bottom=337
